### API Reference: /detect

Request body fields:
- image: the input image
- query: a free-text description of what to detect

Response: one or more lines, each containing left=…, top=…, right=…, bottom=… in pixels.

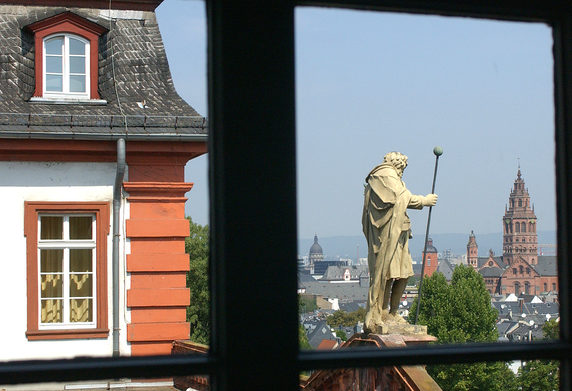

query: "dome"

left=309, top=234, right=323, bottom=255
left=424, top=238, right=438, bottom=253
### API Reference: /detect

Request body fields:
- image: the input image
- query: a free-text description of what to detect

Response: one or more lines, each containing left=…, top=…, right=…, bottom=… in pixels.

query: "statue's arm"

left=408, top=193, right=438, bottom=209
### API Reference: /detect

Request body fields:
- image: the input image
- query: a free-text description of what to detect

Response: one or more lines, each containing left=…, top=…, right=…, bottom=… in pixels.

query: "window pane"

left=296, top=8, right=557, bottom=351
left=69, top=56, right=85, bottom=74
left=40, top=249, right=63, bottom=272
left=70, top=216, right=92, bottom=239
left=40, top=216, right=63, bottom=239
left=41, top=299, right=62, bottom=323
left=45, top=55, right=62, bottom=74
left=45, top=74, right=63, bottom=91
left=70, top=249, right=92, bottom=272
left=45, top=37, right=63, bottom=55
left=41, top=274, right=62, bottom=298
left=69, top=38, right=85, bottom=55
left=70, top=274, right=92, bottom=297
left=70, top=298, right=93, bottom=322
left=69, top=75, right=86, bottom=92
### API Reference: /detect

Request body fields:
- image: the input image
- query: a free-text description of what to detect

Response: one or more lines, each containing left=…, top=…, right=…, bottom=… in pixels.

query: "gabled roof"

left=307, top=320, right=337, bottom=350
left=477, top=255, right=506, bottom=270
left=320, top=265, right=368, bottom=281
left=479, top=266, right=503, bottom=277
left=436, top=258, right=454, bottom=280
left=0, top=6, right=206, bottom=140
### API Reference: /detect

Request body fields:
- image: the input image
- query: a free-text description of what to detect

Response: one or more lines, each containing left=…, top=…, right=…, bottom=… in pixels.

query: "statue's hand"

left=422, top=193, right=438, bottom=206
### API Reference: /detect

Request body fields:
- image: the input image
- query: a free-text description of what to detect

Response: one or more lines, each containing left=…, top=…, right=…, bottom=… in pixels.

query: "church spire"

left=502, top=167, right=538, bottom=265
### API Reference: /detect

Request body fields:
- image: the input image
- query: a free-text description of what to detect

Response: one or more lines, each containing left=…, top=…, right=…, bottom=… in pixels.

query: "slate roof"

left=307, top=320, right=337, bottom=350
left=0, top=5, right=206, bottom=140
left=436, top=258, right=455, bottom=280
left=477, top=256, right=507, bottom=269
left=480, top=266, right=503, bottom=277
left=535, top=256, right=557, bottom=276
left=302, top=280, right=368, bottom=303
left=320, top=265, right=368, bottom=281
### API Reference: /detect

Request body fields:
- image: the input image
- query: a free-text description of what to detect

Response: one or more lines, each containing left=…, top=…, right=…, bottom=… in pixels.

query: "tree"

left=517, top=318, right=560, bottom=391
left=185, top=218, right=209, bottom=345
left=299, top=324, right=311, bottom=350
left=542, top=318, right=559, bottom=340
left=299, top=295, right=317, bottom=314
left=326, top=308, right=366, bottom=329
left=335, top=329, right=348, bottom=341
left=410, top=266, right=517, bottom=391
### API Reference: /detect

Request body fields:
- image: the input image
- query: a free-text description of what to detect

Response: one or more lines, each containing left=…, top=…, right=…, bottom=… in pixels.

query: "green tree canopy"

left=185, top=218, right=209, bottom=345
left=299, top=324, right=311, bottom=350
left=326, top=308, right=366, bottom=329
left=410, top=266, right=498, bottom=343
left=410, top=266, right=516, bottom=391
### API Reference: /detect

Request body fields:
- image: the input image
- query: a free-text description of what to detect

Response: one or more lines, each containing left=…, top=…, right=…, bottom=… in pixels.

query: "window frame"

left=25, top=11, right=107, bottom=101
left=37, top=214, right=97, bottom=330
left=42, top=34, right=90, bottom=99
left=24, top=202, right=110, bottom=340
left=0, top=1, right=571, bottom=390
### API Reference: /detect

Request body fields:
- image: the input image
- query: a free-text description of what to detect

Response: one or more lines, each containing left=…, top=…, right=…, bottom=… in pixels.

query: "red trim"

left=26, top=12, right=108, bottom=99
left=24, top=202, right=110, bottom=340
left=0, top=0, right=162, bottom=11
left=0, top=139, right=206, bottom=163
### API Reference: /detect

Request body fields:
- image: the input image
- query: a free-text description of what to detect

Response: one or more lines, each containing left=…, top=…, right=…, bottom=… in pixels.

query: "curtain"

left=40, top=216, right=63, bottom=239
left=69, top=216, right=92, bottom=239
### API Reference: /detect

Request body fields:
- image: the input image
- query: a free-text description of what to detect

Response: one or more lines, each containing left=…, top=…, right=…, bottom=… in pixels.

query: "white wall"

left=0, top=161, right=130, bottom=360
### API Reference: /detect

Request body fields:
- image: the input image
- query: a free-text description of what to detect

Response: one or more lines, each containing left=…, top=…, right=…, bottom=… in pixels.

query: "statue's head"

left=383, top=151, right=408, bottom=177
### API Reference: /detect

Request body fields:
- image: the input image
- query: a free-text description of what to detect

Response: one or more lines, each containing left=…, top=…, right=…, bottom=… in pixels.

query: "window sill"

left=29, top=97, right=107, bottom=105
left=26, top=328, right=109, bottom=340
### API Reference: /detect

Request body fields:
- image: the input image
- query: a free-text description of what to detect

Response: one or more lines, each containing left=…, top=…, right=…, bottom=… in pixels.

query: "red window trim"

left=24, top=202, right=110, bottom=340
left=25, top=12, right=108, bottom=100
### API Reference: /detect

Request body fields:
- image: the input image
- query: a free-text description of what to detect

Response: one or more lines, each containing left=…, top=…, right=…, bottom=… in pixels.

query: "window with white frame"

left=43, top=34, right=90, bottom=98
left=38, top=214, right=96, bottom=328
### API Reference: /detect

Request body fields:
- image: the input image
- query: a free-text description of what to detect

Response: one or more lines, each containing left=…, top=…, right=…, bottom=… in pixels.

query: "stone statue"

left=362, top=151, right=437, bottom=333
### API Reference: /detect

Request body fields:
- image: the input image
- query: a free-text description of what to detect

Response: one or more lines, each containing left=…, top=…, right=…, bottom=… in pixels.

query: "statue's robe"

left=362, top=163, right=423, bottom=329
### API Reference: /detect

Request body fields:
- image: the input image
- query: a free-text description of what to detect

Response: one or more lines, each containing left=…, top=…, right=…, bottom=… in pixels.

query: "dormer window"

left=44, top=34, right=89, bottom=98
left=25, top=12, right=107, bottom=103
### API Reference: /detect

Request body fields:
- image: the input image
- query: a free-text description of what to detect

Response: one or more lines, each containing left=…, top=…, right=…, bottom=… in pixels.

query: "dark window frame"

left=1, top=1, right=571, bottom=390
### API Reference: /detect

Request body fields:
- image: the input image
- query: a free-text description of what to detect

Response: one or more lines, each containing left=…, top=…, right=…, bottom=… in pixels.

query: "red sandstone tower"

left=467, top=230, right=478, bottom=269
left=422, top=238, right=438, bottom=277
left=502, top=168, right=538, bottom=266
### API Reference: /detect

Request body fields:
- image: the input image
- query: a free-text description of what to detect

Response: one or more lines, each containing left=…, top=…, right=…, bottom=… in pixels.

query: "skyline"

left=157, top=2, right=557, bottom=241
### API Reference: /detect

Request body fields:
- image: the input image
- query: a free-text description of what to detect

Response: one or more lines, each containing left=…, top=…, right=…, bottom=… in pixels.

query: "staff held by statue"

left=414, top=146, right=443, bottom=325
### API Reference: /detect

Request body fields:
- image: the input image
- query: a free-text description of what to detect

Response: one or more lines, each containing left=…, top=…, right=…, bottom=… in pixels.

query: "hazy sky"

left=157, top=1, right=556, bottom=240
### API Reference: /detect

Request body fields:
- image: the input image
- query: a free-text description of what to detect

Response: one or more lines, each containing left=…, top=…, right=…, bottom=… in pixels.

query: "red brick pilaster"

left=123, top=141, right=205, bottom=356
left=125, top=181, right=193, bottom=355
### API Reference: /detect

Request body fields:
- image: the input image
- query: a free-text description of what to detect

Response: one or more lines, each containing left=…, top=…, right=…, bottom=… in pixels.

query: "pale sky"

left=157, top=1, right=556, bottom=240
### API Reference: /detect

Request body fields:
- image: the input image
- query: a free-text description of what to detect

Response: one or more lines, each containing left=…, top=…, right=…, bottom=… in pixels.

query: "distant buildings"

left=468, top=169, right=558, bottom=298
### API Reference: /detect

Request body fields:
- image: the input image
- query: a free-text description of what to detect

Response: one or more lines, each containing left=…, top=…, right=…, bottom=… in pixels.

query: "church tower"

left=502, top=168, right=538, bottom=265
left=467, top=230, right=478, bottom=269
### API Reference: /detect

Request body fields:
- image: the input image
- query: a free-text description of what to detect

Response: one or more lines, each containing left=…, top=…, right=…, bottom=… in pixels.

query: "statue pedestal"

left=372, top=322, right=428, bottom=335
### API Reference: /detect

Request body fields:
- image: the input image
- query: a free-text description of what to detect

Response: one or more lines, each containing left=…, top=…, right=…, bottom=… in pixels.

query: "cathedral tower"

left=467, top=230, right=478, bottom=269
left=502, top=168, right=538, bottom=265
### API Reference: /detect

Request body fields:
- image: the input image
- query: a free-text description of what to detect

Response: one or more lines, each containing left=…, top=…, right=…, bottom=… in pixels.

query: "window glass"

left=70, top=216, right=92, bottom=239
left=296, top=7, right=557, bottom=358
left=45, top=56, right=62, bottom=73
left=44, top=37, right=63, bottom=54
left=69, top=56, right=85, bottom=74
left=40, top=216, right=63, bottom=239
left=69, top=37, right=85, bottom=55
left=69, top=75, right=86, bottom=92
